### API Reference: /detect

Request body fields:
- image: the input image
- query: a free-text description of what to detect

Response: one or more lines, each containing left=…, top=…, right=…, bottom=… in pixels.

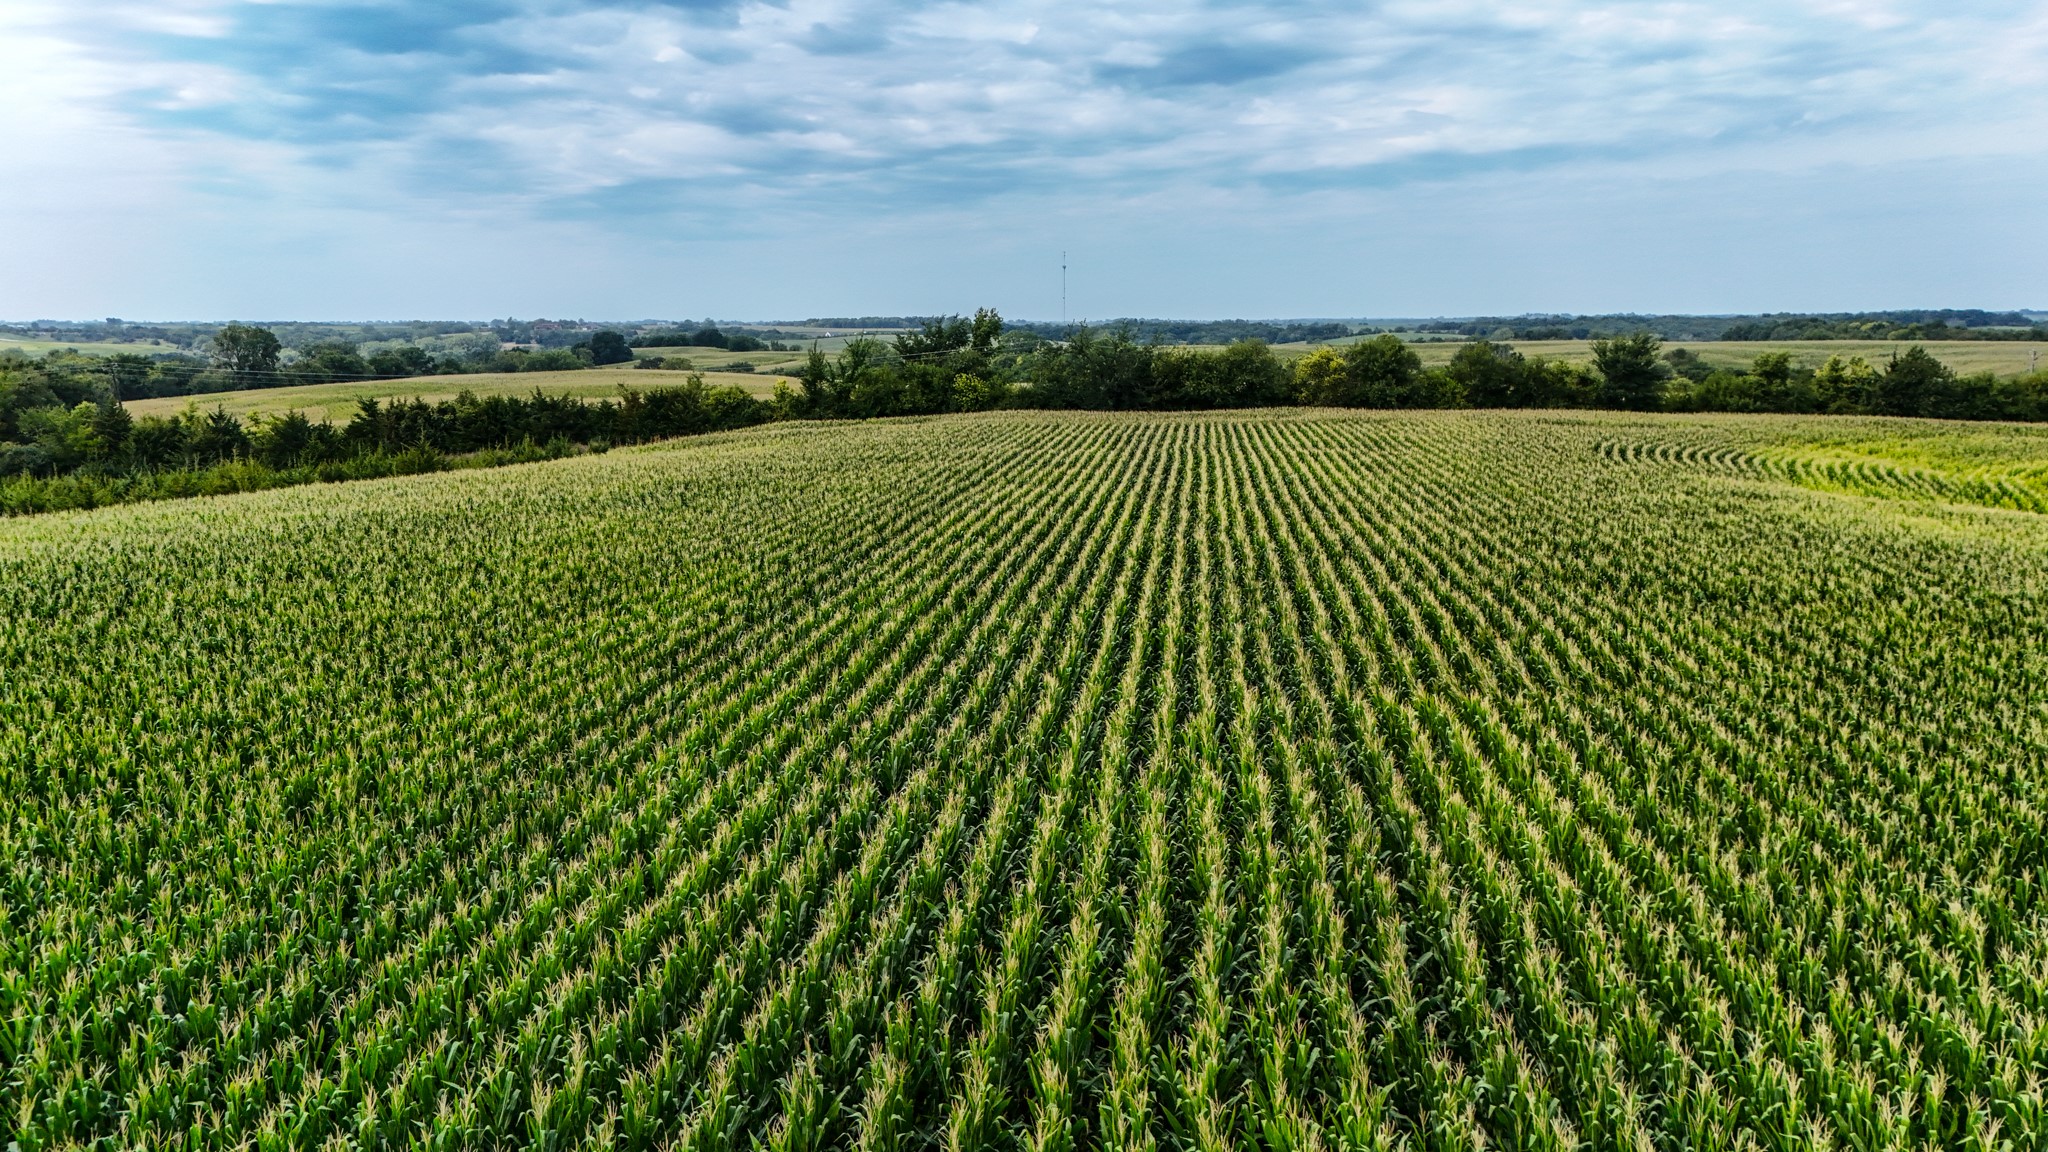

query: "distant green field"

left=1141, top=337, right=2046, bottom=377
left=635, top=345, right=813, bottom=371
left=1417, top=338, right=2047, bottom=377
left=124, top=368, right=792, bottom=423
left=638, top=331, right=929, bottom=366
left=0, top=336, right=183, bottom=358
left=635, top=337, right=919, bottom=367
left=697, top=334, right=2048, bottom=386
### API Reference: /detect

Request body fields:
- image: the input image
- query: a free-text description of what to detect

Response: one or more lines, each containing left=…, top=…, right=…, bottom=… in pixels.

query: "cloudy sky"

left=4, top=0, right=2046, bottom=320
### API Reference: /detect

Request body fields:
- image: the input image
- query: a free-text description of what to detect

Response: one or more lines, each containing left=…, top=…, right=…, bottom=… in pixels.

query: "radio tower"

left=1061, top=251, right=1067, bottom=327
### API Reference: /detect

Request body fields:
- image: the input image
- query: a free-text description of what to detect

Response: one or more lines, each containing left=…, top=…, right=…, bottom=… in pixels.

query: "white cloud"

left=4, top=0, right=2045, bottom=318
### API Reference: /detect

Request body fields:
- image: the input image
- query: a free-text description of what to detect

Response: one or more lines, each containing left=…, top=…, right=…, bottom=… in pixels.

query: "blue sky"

left=4, top=0, right=2045, bottom=320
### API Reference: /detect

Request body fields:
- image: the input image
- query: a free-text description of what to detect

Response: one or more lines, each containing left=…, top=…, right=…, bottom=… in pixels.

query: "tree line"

left=1004, top=318, right=1356, bottom=346
left=214, top=323, right=645, bottom=384
left=14, top=323, right=653, bottom=403
left=788, top=317, right=2048, bottom=422
left=8, top=308, right=2048, bottom=516
left=1419, top=309, right=2047, bottom=342
left=0, top=375, right=768, bottom=514
left=630, top=325, right=795, bottom=352
left=1717, top=316, right=2048, bottom=342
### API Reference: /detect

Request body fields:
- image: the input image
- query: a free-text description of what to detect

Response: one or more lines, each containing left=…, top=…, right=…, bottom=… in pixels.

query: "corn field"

left=4, top=409, right=2047, bottom=1151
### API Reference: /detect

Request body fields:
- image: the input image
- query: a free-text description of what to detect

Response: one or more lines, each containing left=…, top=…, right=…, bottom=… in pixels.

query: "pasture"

left=633, top=345, right=813, bottom=372
left=3, top=409, right=2045, bottom=1149
left=1412, top=338, right=2048, bottom=377
left=123, top=367, right=791, bottom=423
left=0, top=336, right=182, bottom=358
left=1148, top=336, right=2047, bottom=377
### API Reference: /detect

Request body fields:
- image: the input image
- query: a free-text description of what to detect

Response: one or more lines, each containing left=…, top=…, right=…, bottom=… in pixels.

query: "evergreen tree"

left=1873, top=346, right=1955, bottom=417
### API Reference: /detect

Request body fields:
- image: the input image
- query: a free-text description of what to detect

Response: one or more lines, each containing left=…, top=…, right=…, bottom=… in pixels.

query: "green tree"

left=489, top=349, right=532, bottom=373
left=89, top=399, right=133, bottom=459
left=18, top=404, right=96, bottom=470
left=1529, top=359, right=1598, bottom=407
left=1998, top=370, right=2048, bottom=422
left=523, top=349, right=585, bottom=371
left=1814, top=353, right=1879, bottom=413
left=585, top=331, right=633, bottom=365
left=1663, top=348, right=1713, bottom=383
left=101, top=353, right=158, bottom=400
left=1591, top=333, right=1667, bottom=410
left=290, top=342, right=370, bottom=384
left=1747, top=351, right=1820, bottom=412
left=838, top=338, right=903, bottom=417
left=187, top=406, right=249, bottom=462
left=951, top=373, right=1008, bottom=411
left=0, top=441, right=50, bottom=477
left=254, top=411, right=321, bottom=468
left=971, top=308, right=1003, bottom=355
left=1445, top=340, right=1531, bottom=407
left=798, top=349, right=839, bottom=416
left=1872, top=346, right=1954, bottom=417
left=1751, top=352, right=1793, bottom=390
left=1147, top=340, right=1289, bottom=409
left=1692, top=371, right=1762, bottom=412
left=1333, top=334, right=1425, bottom=407
left=1292, top=347, right=1346, bottom=405
left=368, top=346, right=439, bottom=378
left=797, top=339, right=898, bottom=417
left=210, top=323, right=283, bottom=383
left=894, top=317, right=972, bottom=360
left=0, top=370, right=63, bottom=440
left=1028, top=327, right=1153, bottom=410
left=126, top=416, right=187, bottom=469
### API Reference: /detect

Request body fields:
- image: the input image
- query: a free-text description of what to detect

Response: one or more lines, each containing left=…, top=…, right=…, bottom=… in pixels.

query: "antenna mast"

left=1061, top=251, right=1067, bottom=327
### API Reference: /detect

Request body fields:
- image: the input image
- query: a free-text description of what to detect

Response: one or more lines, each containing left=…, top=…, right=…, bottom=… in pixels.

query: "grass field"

left=635, top=345, right=813, bottom=372
left=1145, top=337, right=2046, bottom=378
left=5, top=409, right=2047, bottom=1149
left=0, top=336, right=184, bottom=358
left=1414, top=338, right=2048, bottom=377
left=124, top=367, right=792, bottom=423
left=667, top=335, right=2048, bottom=381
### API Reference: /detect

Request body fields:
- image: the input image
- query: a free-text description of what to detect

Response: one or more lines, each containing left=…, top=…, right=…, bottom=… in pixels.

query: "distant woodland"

left=6, top=309, right=2047, bottom=514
